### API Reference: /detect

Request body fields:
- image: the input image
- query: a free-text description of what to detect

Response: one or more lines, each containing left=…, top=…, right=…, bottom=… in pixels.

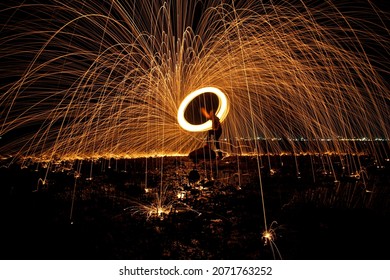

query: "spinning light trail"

left=177, top=86, right=229, bottom=132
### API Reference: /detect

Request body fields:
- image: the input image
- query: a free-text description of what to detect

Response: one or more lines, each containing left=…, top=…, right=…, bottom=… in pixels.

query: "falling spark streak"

left=0, top=0, right=389, bottom=161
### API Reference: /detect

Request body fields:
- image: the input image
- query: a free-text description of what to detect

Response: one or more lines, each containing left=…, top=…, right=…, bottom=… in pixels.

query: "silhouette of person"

left=201, top=107, right=223, bottom=158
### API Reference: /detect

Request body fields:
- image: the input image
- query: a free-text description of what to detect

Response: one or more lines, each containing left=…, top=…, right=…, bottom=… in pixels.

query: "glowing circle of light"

left=177, top=87, right=229, bottom=132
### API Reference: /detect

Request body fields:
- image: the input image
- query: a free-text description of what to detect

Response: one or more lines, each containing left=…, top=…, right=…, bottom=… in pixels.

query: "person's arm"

left=201, top=107, right=210, bottom=119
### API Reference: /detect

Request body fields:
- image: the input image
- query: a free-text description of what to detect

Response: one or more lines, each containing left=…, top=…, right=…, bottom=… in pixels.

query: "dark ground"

left=0, top=153, right=389, bottom=260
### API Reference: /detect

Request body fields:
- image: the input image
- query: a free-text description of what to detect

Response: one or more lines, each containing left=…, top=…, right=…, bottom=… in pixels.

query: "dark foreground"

left=1, top=154, right=389, bottom=260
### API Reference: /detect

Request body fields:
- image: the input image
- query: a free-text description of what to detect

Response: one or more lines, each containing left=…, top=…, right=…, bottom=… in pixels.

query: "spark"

left=124, top=194, right=200, bottom=221
left=0, top=0, right=388, bottom=161
left=262, top=231, right=274, bottom=245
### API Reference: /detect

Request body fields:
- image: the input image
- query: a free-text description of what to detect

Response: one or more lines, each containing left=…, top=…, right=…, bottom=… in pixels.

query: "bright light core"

left=177, top=87, right=229, bottom=132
